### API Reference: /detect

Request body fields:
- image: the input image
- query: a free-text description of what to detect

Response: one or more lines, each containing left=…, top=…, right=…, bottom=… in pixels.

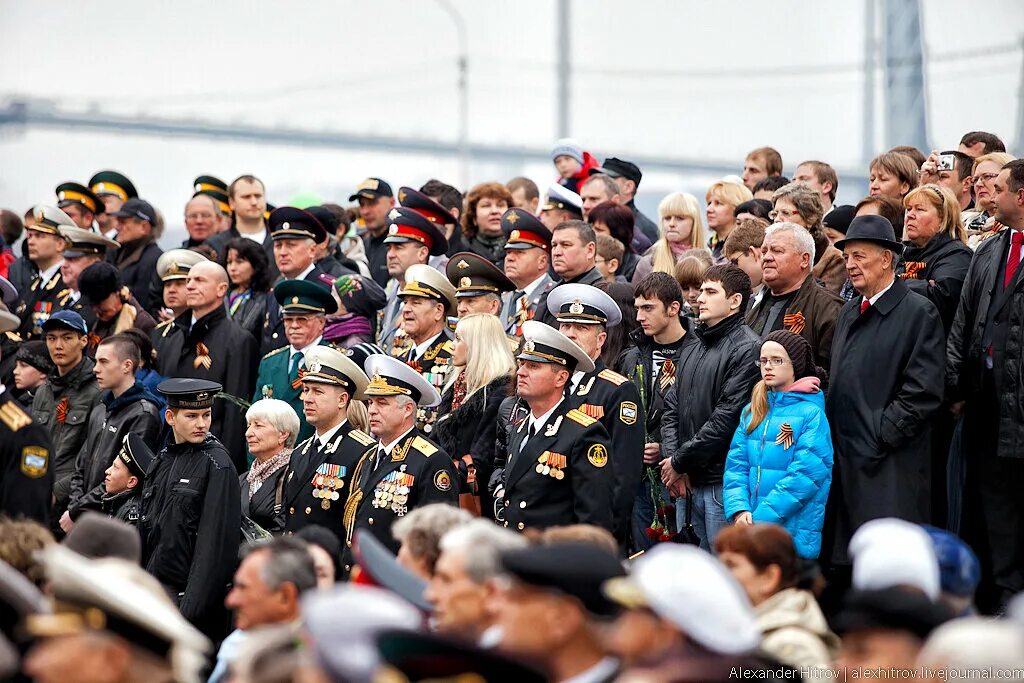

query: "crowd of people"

left=1, top=129, right=1023, bottom=681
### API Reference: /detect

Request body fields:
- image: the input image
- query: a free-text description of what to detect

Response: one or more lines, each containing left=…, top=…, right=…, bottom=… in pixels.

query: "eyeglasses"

left=283, top=315, right=319, bottom=326
left=755, top=358, right=790, bottom=369
left=769, top=208, right=801, bottom=221
left=973, top=173, right=999, bottom=186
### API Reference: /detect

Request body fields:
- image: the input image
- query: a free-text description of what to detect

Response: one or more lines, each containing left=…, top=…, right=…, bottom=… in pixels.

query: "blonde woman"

left=706, top=180, right=754, bottom=263
left=433, top=313, right=516, bottom=517
left=897, top=184, right=973, bottom=333
left=964, top=152, right=1016, bottom=248
left=632, top=191, right=706, bottom=284
left=868, top=151, right=919, bottom=201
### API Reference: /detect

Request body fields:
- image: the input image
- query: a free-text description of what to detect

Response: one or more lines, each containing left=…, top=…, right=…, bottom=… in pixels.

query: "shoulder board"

left=565, top=408, right=598, bottom=427
left=441, top=340, right=455, bottom=352
left=411, top=435, right=438, bottom=457
left=0, top=401, right=32, bottom=431
left=5, top=331, right=22, bottom=343
left=262, top=346, right=289, bottom=360
left=156, top=319, right=174, bottom=328
left=598, top=368, right=628, bottom=386
left=348, top=428, right=376, bottom=447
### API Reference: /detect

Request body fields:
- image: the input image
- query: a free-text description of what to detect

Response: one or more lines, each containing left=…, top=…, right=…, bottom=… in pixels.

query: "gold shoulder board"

left=598, top=368, right=628, bottom=386
left=349, top=429, right=376, bottom=447
left=565, top=408, right=598, bottom=427
left=0, top=402, right=32, bottom=431
left=262, top=346, right=289, bottom=360
left=411, top=436, right=438, bottom=457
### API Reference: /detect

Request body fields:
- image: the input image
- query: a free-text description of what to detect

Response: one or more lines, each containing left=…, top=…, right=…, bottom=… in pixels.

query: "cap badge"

left=58, top=192, right=67, bottom=201
left=388, top=224, right=399, bottom=235
left=34, top=207, right=44, bottom=221
left=523, top=340, right=536, bottom=352
left=282, top=222, right=290, bottom=230
left=291, top=296, right=299, bottom=304
left=459, top=277, right=472, bottom=288
left=507, top=212, right=520, bottom=224
left=398, top=190, right=407, bottom=203
left=358, top=179, right=380, bottom=191
left=569, top=300, right=584, bottom=315
left=195, top=392, right=208, bottom=401
left=307, top=360, right=322, bottom=374
left=510, top=229, right=521, bottom=240
left=388, top=208, right=401, bottom=220
left=457, top=260, right=470, bottom=269
left=194, top=183, right=202, bottom=192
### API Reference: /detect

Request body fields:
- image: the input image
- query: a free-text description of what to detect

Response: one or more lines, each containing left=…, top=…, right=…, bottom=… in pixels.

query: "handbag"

left=671, top=492, right=701, bottom=545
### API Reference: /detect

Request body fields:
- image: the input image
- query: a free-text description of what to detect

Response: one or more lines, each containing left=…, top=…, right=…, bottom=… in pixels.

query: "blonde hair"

left=652, top=192, right=706, bottom=275
left=347, top=399, right=370, bottom=434
left=971, top=152, right=1015, bottom=177
left=454, top=313, right=516, bottom=397
left=904, top=184, right=967, bottom=243
left=869, top=152, right=919, bottom=197
left=705, top=180, right=754, bottom=210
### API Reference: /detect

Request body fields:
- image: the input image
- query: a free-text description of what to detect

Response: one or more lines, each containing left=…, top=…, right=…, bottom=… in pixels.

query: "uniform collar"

left=316, top=419, right=347, bottom=449
left=528, top=398, right=564, bottom=432
left=380, top=426, right=416, bottom=455
left=38, top=260, right=64, bottom=284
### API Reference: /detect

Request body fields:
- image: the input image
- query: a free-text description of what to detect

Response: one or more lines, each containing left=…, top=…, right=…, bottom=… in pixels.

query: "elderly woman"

left=964, top=152, right=1016, bottom=248
left=705, top=180, right=753, bottom=264
left=771, top=182, right=847, bottom=294
left=242, top=398, right=300, bottom=533
left=392, top=504, right=472, bottom=579
left=632, top=191, right=706, bottom=284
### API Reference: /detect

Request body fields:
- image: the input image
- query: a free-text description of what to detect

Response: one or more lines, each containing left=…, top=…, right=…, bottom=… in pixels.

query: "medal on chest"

left=311, top=463, right=346, bottom=510
left=373, top=466, right=414, bottom=516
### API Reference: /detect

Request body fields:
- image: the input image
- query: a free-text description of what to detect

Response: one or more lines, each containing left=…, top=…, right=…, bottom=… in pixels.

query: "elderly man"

left=826, top=215, right=945, bottom=567
left=745, top=223, right=843, bottom=370
left=181, top=193, right=223, bottom=249
left=550, top=284, right=644, bottom=545
left=17, top=205, right=74, bottom=340
left=592, top=157, right=659, bottom=244
left=153, top=260, right=258, bottom=468
left=110, top=198, right=163, bottom=314
left=282, top=345, right=376, bottom=553
left=341, top=355, right=458, bottom=573
left=254, top=280, right=337, bottom=444
left=211, top=537, right=317, bottom=683
left=445, top=251, right=515, bottom=319
left=426, top=517, right=528, bottom=643
left=56, top=226, right=119, bottom=327
left=496, top=321, right=615, bottom=533
left=536, top=220, right=604, bottom=328
left=501, top=208, right=555, bottom=337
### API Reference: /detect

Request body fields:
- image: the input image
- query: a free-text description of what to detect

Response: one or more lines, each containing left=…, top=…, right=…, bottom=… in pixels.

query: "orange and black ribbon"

left=55, top=397, right=69, bottom=423
left=783, top=311, right=806, bottom=335
left=194, top=343, right=212, bottom=370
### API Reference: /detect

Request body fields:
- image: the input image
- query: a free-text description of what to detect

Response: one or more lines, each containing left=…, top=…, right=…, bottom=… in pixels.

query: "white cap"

left=603, top=544, right=761, bottom=655
left=519, top=320, right=595, bottom=373
left=364, top=354, right=442, bottom=407
left=547, top=283, right=623, bottom=327
left=542, top=183, right=583, bottom=214
left=400, top=263, right=457, bottom=313
left=918, top=617, right=1024, bottom=673
left=156, top=248, right=210, bottom=281
left=302, top=345, right=370, bottom=399
left=849, top=518, right=940, bottom=600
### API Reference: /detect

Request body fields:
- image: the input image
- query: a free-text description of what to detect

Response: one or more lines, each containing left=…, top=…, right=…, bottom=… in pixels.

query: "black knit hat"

left=764, top=330, right=820, bottom=381
left=15, top=340, right=55, bottom=375
left=77, top=261, right=123, bottom=305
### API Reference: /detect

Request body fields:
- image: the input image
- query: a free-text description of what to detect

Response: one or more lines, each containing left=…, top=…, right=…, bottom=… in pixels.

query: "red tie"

left=1005, top=231, right=1024, bottom=288
left=860, top=299, right=870, bottom=315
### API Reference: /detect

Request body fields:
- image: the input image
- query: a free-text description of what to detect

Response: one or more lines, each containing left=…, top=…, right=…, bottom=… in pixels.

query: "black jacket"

left=67, top=382, right=162, bottom=520
left=364, top=231, right=390, bottom=287
left=240, top=465, right=289, bottom=534
left=140, top=434, right=240, bottom=639
left=229, top=289, right=272, bottom=343
left=535, top=267, right=605, bottom=328
left=102, top=488, right=141, bottom=526
left=206, top=226, right=279, bottom=282
left=947, top=228, right=1024, bottom=459
left=826, top=278, right=945, bottom=563
left=0, top=388, right=54, bottom=525
left=897, top=232, right=973, bottom=335
left=662, top=313, right=761, bottom=486
left=112, top=237, right=163, bottom=315
left=152, top=306, right=259, bottom=470
left=489, top=395, right=530, bottom=498
left=617, top=320, right=696, bottom=442
left=628, top=200, right=660, bottom=245
left=31, top=357, right=102, bottom=513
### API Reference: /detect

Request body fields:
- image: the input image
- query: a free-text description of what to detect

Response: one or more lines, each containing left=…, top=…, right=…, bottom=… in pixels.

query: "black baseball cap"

left=111, top=198, right=157, bottom=225
left=348, top=177, right=394, bottom=202
left=591, top=157, right=642, bottom=186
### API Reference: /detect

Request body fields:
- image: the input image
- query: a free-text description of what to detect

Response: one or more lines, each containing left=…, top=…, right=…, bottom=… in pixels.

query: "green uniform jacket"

left=253, top=340, right=335, bottom=445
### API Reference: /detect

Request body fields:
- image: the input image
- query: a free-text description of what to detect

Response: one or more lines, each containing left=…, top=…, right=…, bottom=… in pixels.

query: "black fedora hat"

left=834, top=214, right=904, bottom=255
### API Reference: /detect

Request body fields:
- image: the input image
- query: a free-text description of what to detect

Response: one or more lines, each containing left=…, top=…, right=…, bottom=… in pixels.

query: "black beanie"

left=77, top=261, right=123, bottom=304
left=15, top=340, right=55, bottom=375
left=764, top=330, right=819, bottom=381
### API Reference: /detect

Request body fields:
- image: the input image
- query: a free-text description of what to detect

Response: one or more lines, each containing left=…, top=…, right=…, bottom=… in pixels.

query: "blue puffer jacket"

left=722, top=378, right=833, bottom=559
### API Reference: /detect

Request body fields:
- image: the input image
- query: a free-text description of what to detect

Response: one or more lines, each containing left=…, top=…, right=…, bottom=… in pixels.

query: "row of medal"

left=311, top=463, right=346, bottom=511
left=536, top=451, right=567, bottom=480
left=373, top=470, right=416, bottom=516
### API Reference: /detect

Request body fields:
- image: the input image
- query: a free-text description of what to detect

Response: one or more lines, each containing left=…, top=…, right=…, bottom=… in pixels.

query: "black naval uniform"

left=501, top=402, right=615, bottom=534
left=140, top=434, right=240, bottom=640
left=56, top=289, right=96, bottom=330
left=0, top=388, right=54, bottom=525
left=101, top=487, right=141, bottom=526
left=341, top=428, right=459, bottom=575
left=397, top=329, right=456, bottom=434
left=568, top=361, right=645, bottom=543
left=17, top=268, right=66, bottom=340
left=152, top=308, right=258, bottom=469
left=282, top=420, right=378, bottom=546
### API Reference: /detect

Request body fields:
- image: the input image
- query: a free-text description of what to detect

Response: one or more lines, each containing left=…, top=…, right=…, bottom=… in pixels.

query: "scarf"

left=324, top=314, right=372, bottom=342
left=450, top=371, right=468, bottom=411
left=246, top=449, right=291, bottom=499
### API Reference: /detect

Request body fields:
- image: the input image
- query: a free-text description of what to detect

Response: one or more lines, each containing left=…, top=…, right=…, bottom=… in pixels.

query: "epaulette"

left=441, top=339, right=455, bottom=353
left=0, top=400, right=32, bottom=431
left=261, top=346, right=289, bottom=361
left=411, top=435, right=438, bottom=457
left=565, top=408, right=598, bottom=427
left=156, top=319, right=174, bottom=337
left=349, top=428, right=376, bottom=447
left=5, top=331, right=22, bottom=343
left=598, top=368, right=628, bottom=386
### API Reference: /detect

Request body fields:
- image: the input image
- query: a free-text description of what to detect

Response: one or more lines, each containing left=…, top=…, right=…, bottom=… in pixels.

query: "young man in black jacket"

left=660, top=265, right=761, bottom=550
left=619, top=273, right=696, bottom=551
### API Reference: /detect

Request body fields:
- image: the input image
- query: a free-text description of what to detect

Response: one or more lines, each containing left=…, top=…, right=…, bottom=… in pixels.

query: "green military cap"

left=28, top=204, right=77, bottom=236
left=89, top=170, right=138, bottom=201
left=156, top=248, right=209, bottom=282
left=444, top=251, right=515, bottom=298
left=55, top=182, right=104, bottom=215
left=59, top=226, right=119, bottom=258
left=192, top=175, right=232, bottom=215
left=272, top=279, right=338, bottom=316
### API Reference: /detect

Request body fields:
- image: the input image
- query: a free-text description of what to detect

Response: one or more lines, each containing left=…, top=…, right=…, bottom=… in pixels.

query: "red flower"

left=645, top=527, right=659, bottom=540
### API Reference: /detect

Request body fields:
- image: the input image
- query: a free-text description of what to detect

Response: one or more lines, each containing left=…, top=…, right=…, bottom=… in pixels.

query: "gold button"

left=289, top=507, right=295, bottom=514
left=517, top=522, right=525, bottom=530
left=504, top=501, right=509, bottom=507
left=368, top=518, right=374, bottom=525
left=347, top=541, right=353, bottom=548
left=344, top=565, right=351, bottom=572
left=305, top=507, right=311, bottom=514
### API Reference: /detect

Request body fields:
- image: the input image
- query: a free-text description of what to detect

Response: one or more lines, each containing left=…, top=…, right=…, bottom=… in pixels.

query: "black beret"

left=500, top=542, right=625, bottom=617
left=77, top=261, right=123, bottom=304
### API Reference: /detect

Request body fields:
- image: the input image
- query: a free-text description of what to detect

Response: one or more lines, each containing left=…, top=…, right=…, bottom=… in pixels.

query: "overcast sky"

left=1, top=0, right=1021, bottom=244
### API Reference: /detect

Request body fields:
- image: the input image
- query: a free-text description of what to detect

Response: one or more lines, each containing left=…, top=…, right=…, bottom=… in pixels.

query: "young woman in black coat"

left=433, top=313, right=516, bottom=520
left=223, top=237, right=273, bottom=342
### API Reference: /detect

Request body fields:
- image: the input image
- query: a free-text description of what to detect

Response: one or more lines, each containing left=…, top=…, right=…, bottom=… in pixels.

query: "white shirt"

left=866, top=278, right=896, bottom=307
left=289, top=336, right=323, bottom=373
left=315, top=419, right=348, bottom=450
left=528, top=398, right=564, bottom=435
left=241, top=228, right=267, bottom=245
left=562, top=658, right=619, bottom=683
left=293, top=263, right=316, bottom=282
left=570, top=370, right=585, bottom=394
left=38, top=260, right=63, bottom=285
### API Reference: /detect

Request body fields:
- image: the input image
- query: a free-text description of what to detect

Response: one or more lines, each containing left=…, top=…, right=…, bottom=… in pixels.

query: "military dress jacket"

left=340, top=429, right=459, bottom=575
left=102, top=488, right=141, bottom=526
left=396, top=330, right=455, bottom=435
left=501, top=274, right=556, bottom=337
left=567, top=361, right=644, bottom=542
left=282, top=421, right=378, bottom=546
left=261, top=264, right=328, bottom=355
left=0, top=388, right=54, bottom=525
left=17, top=268, right=66, bottom=339
left=501, top=402, right=615, bottom=534
left=253, top=339, right=336, bottom=445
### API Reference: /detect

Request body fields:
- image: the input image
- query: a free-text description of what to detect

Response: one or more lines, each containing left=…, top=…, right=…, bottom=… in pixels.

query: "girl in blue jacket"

left=723, top=330, right=833, bottom=559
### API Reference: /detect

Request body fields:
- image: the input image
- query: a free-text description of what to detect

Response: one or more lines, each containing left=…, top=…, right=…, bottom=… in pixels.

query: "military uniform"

left=498, top=208, right=556, bottom=337
left=102, top=488, right=141, bottom=525
left=16, top=206, right=79, bottom=339
left=139, top=379, right=240, bottom=641
left=0, top=383, right=54, bottom=525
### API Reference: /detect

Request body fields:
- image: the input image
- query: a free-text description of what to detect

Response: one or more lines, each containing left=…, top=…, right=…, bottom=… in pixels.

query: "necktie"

left=507, top=290, right=526, bottom=333
left=1005, top=231, right=1024, bottom=288
left=288, top=351, right=304, bottom=388
left=519, top=423, right=536, bottom=454
left=859, top=299, right=870, bottom=315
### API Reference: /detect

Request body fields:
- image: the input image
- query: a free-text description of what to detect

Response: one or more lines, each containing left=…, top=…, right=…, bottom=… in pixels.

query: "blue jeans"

left=675, top=482, right=727, bottom=551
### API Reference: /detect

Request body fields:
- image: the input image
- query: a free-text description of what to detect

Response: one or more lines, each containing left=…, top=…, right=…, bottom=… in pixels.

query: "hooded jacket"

left=755, top=588, right=840, bottom=670
left=722, top=377, right=833, bottom=559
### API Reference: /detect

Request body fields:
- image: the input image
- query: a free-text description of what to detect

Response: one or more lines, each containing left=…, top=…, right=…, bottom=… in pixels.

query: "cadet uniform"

left=56, top=226, right=120, bottom=333
left=139, top=379, right=240, bottom=641
left=341, top=355, right=458, bottom=574
left=254, top=279, right=338, bottom=444
left=499, top=208, right=556, bottom=337
left=500, top=321, right=616, bottom=533
left=378, top=207, right=448, bottom=354
left=0, top=305, right=54, bottom=525
left=549, top=284, right=645, bottom=543
left=16, top=205, right=77, bottom=339
left=101, top=433, right=155, bottom=526
left=281, top=346, right=377, bottom=547
left=393, top=263, right=457, bottom=434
